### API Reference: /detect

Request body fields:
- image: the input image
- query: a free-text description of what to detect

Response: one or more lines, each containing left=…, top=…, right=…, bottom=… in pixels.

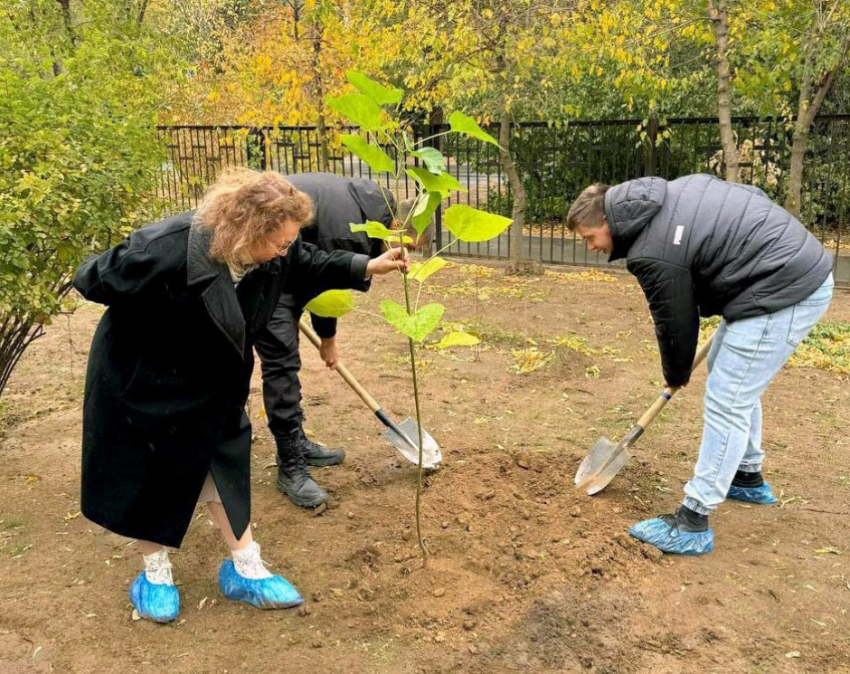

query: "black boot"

left=275, top=430, right=329, bottom=508
left=297, top=426, right=346, bottom=467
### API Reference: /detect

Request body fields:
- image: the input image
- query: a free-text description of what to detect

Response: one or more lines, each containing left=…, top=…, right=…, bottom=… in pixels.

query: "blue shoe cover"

left=218, top=560, right=303, bottom=609
left=129, top=572, right=180, bottom=623
left=628, top=517, right=714, bottom=555
left=726, top=482, right=777, bottom=505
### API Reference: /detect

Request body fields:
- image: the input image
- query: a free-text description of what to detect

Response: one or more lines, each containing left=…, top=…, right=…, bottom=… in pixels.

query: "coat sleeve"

left=286, top=240, right=371, bottom=298
left=309, top=313, right=338, bottom=339
left=628, top=257, right=699, bottom=387
left=72, top=234, right=174, bottom=306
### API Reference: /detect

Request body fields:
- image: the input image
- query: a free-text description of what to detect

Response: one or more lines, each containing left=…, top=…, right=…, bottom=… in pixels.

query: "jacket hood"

left=604, top=177, right=667, bottom=261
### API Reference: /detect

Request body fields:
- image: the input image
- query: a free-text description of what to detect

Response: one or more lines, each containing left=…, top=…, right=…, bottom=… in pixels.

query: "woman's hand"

left=366, top=246, right=410, bottom=277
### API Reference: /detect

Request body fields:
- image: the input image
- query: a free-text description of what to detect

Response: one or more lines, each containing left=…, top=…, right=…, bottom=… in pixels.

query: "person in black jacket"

left=73, top=169, right=409, bottom=623
left=568, top=174, right=834, bottom=555
left=255, top=173, right=423, bottom=508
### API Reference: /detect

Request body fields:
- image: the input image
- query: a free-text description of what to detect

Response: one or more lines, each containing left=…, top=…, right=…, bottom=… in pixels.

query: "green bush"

left=0, top=4, right=167, bottom=399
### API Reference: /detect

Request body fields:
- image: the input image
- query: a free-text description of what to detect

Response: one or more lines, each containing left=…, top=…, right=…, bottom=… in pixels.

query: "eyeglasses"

left=274, top=238, right=296, bottom=257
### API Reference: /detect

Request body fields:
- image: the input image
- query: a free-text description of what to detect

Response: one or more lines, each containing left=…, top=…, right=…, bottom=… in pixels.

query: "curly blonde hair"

left=195, top=169, right=313, bottom=264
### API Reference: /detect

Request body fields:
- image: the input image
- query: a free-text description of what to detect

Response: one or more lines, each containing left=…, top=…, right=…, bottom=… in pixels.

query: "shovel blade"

left=574, top=436, right=632, bottom=495
left=575, top=437, right=617, bottom=485
left=382, top=417, right=442, bottom=468
left=583, top=448, right=632, bottom=495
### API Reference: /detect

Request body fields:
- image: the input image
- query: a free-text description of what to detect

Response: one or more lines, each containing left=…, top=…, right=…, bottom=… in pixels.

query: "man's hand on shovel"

left=319, top=336, right=339, bottom=368
left=573, top=333, right=714, bottom=496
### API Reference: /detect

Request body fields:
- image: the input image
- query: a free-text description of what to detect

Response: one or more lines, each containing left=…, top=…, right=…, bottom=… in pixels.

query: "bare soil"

left=1, top=263, right=849, bottom=674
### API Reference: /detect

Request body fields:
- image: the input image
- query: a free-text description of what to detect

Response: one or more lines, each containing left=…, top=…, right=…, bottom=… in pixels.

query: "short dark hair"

left=567, top=183, right=610, bottom=232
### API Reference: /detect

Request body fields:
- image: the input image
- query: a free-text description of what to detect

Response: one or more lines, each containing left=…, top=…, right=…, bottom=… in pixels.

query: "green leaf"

left=405, top=167, right=466, bottom=197
left=410, top=147, right=446, bottom=174
left=305, top=290, right=355, bottom=318
left=326, top=93, right=385, bottom=131
left=346, top=71, right=403, bottom=106
left=411, top=192, right=441, bottom=236
left=340, top=135, right=394, bottom=174
left=431, top=331, right=480, bottom=350
left=444, top=204, right=512, bottom=243
left=380, top=300, right=445, bottom=342
left=409, top=256, right=447, bottom=283
left=350, top=221, right=413, bottom=244
left=449, top=111, right=499, bottom=147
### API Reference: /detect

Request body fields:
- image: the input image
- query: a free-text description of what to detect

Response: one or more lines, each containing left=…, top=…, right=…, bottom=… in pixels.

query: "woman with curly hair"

left=73, top=169, right=408, bottom=622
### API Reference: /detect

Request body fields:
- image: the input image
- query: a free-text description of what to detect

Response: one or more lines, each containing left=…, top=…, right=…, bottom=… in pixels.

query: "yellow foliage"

left=545, top=268, right=619, bottom=283
left=510, top=347, right=553, bottom=374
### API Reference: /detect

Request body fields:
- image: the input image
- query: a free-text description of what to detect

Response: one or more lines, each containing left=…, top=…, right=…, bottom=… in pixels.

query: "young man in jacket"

left=254, top=173, right=424, bottom=508
left=568, top=173, right=834, bottom=555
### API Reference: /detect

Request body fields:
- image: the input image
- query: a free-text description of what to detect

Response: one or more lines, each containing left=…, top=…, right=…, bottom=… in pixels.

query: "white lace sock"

left=231, top=541, right=272, bottom=580
left=143, top=547, right=174, bottom=585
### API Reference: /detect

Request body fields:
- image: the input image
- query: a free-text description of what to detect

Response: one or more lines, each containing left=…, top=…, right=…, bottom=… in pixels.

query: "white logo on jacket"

left=673, top=225, right=684, bottom=246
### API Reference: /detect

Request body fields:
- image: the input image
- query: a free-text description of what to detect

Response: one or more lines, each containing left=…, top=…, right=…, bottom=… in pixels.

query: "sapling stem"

left=402, top=267, right=429, bottom=568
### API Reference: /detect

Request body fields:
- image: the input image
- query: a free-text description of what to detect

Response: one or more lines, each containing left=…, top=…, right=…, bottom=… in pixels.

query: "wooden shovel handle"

left=298, top=319, right=381, bottom=413
left=634, top=332, right=715, bottom=430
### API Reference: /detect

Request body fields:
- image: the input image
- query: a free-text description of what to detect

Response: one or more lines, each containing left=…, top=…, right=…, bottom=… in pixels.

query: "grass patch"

left=789, top=321, right=850, bottom=375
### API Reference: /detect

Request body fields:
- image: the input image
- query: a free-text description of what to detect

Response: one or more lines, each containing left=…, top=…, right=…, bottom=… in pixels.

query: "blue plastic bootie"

left=629, top=511, right=715, bottom=556
left=218, top=560, right=303, bottom=609
left=129, top=572, right=180, bottom=623
left=726, top=482, right=778, bottom=505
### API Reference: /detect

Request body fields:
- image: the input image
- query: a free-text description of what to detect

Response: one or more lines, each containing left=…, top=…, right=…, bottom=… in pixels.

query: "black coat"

left=73, top=212, right=370, bottom=547
left=606, top=174, right=833, bottom=387
left=286, top=173, right=393, bottom=337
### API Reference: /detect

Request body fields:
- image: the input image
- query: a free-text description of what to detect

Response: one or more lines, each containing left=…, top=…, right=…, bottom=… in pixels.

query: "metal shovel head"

left=382, top=417, right=442, bottom=468
left=574, top=437, right=633, bottom=495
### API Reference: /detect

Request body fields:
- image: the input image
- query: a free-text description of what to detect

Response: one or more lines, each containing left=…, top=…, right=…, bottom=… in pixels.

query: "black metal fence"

left=156, top=115, right=850, bottom=286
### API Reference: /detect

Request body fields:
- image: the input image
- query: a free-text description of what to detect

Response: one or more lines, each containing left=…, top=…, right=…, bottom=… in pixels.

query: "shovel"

left=574, top=332, right=715, bottom=495
left=298, top=320, right=442, bottom=468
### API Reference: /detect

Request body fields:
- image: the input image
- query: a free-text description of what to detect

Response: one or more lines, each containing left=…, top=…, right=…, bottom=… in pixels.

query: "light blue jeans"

left=683, top=274, right=834, bottom=515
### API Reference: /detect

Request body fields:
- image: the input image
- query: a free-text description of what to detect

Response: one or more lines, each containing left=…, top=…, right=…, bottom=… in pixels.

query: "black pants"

left=255, top=293, right=304, bottom=439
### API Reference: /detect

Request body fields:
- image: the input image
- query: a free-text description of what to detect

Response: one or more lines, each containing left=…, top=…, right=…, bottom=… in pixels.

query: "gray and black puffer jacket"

left=605, top=173, right=833, bottom=387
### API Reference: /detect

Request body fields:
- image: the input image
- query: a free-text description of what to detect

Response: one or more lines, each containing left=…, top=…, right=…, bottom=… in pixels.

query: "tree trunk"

left=492, top=52, right=539, bottom=276
left=311, top=33, right=329, bottom=172
left=787, top=66, right=838, bottom=217
left=0, top=317, right=44, bottom=402
left=500, top=109, right=539, bottom=276
left=136, top=0, right=151, bottom=24
left=307, top=18, right=330, bottom=172
left=56, top=0, right=77, bottom=47
left=708, top=0, right=738, bottom=182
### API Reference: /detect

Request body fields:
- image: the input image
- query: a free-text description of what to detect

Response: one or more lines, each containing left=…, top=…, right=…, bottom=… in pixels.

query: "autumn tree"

left=369, top=1, right=584, bottom=275
left=165, top=0, right=386, bottom=133
left=778, top=0, right=850, bottom=215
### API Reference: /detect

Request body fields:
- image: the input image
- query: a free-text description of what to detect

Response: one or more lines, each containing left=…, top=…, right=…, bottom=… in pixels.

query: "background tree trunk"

left=708, top=0, right=739, bottom=182
left=494, top=56, right=540, bottom=276
left=310, top=24, right=330, bottom=172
